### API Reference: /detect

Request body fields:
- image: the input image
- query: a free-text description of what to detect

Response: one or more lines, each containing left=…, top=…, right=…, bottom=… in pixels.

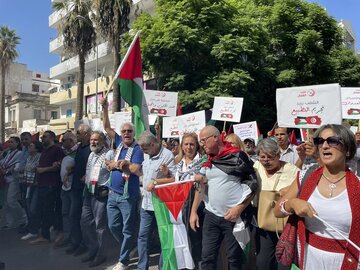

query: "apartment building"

left=48, top=0, right=155, bottom=132
left=0, top=62, right=59, bottom=137
left=338, top=19, right=356, bottom=53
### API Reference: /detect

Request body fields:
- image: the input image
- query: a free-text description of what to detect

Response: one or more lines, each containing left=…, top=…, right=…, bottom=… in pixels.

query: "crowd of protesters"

left=0, top=101, right=360, bottom=270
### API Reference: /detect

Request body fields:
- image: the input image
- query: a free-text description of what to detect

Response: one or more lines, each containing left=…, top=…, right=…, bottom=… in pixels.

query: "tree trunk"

left=112, top=42, right=121, bottom=112
left=0, top=65, right=6, bottom=143
left=76, top=53, right=85, bottom=121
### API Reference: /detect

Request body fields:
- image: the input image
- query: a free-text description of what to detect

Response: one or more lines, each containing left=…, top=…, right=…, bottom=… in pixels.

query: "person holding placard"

left=274, top=124, right=360, bottom=270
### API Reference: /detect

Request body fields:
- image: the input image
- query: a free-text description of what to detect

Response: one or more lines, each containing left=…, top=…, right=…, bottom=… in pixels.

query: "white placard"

left=178, top=111, right=206, bottom=135
left=148, top=115, right=158, bottom=125
left=350, top=126, right=358, bottom=134
left=162, top=116, right=179, bottom=138
left=341, top=87, right=360, bottom=120
left=162, top=111, right=206, bottom=138
left=211, top=97, right=244, bottom=123
left=144, top=89, right=178, bottom=116
left=233, top=121, right=259, bottom=144
left=276, top=83, right=342, bottom=128
left=114, top=112, right=132, bottom=134
left=89, top=118, right=102, bottom=131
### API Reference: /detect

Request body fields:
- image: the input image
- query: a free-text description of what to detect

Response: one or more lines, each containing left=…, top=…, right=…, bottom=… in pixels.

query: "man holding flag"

left=137, top=131, right=176, bottom=270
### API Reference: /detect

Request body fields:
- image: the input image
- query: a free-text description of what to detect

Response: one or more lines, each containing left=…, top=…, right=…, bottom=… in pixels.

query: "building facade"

left=0, top=62, right=59, bottom=137
left=48, top=0, right=155, bottom=132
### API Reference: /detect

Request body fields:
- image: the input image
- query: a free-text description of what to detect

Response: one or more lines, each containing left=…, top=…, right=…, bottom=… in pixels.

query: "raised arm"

left=101, top=98, right=116, bottom=140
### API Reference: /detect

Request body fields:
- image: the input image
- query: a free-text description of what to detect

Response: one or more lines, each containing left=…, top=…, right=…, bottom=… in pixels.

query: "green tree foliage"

left=132, top=0, right=360, bottom=132
left=0, top=26, right=20, bottom=142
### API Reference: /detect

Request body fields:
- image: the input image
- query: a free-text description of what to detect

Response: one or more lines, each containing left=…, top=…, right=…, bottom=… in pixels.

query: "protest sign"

left=144, top=90, right=178, bottom=117
left=211, top=97, right=244, bottom=123
left=162, top=111, right=206, bottom=138
left=341, top=87, right=360, bottom=120
left=163, top=116, right=179, bottom=138
left=233, top=121, right=259, bottom=144
left=113, top=112, right=132, bottom=134
left=277, top=83, right=342, bottom=128
left=89, top=118, right=102, bottom=131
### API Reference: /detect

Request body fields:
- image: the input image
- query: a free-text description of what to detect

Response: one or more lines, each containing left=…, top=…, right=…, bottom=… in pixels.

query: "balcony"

left=50, top=86, right=77, bottom=105
left=49, top=7, right=70, bottom=28
left=50, top=41, right=113, bottom=79
left=49, top=35, right=64, bottom=53
left=49, top=117, right=75, bottom=130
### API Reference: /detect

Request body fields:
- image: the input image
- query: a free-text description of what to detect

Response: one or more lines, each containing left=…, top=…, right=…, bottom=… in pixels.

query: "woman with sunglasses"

left=274, top=124, right=360, bottom=270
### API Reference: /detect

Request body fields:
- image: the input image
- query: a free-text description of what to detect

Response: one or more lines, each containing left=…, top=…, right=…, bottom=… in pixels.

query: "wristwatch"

left=153, top=180, right=158, bottom=186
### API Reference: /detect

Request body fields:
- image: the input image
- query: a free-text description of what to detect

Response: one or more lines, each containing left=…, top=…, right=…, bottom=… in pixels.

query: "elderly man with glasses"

left=101, top=98, right=144, bottom=270
left=191, top=125, right=258, bottom=270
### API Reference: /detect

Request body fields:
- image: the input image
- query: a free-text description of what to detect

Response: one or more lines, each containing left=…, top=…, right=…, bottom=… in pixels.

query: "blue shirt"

left=108, top=133, right=144, bottom=197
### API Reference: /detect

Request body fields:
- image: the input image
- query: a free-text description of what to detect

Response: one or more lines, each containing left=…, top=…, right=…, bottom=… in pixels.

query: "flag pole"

left=223, top=121, right=227, bottom=133
left=154, top=179, right=194, bottom=189
left=104, top=31, right=142, bottom=99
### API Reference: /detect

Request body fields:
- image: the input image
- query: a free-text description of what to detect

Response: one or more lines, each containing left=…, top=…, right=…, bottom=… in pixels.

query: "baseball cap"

left=244, top=138, right=255, bottom=144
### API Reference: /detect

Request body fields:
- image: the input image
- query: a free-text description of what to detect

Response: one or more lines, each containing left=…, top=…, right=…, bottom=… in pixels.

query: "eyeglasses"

left=199, top=134, right=214, bottom=145
left=313, top=136, right=343, bottom=148
left=121, top=129, right=133, bottom=134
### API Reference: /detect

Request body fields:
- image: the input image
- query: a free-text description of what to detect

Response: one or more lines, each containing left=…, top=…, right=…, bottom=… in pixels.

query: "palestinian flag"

left=152, top=181, right=195, bottom=270
left=116, top=32, right=148, bottom=139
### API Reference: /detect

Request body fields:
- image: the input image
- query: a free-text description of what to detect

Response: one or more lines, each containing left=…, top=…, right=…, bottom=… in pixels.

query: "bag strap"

left=272, top=171, right=282, bottom=191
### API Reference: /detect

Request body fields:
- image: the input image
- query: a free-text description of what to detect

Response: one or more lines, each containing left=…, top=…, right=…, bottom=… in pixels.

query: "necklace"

left=322, top=173, right=346, bottom=197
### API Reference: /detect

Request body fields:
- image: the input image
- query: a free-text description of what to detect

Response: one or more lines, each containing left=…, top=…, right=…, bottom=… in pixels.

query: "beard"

left=90, top=145, right=103, bottom=153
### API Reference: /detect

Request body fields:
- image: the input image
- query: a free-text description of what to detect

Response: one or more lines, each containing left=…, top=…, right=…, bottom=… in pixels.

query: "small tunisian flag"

left=116, top=31, right=148, bottom=139
left=152, top=181, right=195, bottom=270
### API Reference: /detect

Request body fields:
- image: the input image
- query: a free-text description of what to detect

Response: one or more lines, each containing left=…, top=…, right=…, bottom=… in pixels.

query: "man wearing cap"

left=243, top=138, right=258, bottom=162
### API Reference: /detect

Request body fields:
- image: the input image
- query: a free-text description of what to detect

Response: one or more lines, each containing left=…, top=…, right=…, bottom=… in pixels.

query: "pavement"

left=0, top=225, right=160, bottom=270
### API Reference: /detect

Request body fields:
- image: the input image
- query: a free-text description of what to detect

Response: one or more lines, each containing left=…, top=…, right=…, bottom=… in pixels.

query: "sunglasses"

left=121, top=129, right=133, bottom=133
left=313, top=136, right=343, bottom=147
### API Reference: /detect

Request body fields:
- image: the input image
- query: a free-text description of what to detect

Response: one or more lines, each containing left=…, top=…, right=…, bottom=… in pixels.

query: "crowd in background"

left=0, top=113, right=360, bottom=270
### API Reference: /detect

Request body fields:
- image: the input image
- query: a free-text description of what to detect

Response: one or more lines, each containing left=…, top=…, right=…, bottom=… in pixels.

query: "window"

left=51, top=111, right=58, bottom=119
left=33, top=109, right=41, bottom=119
left=36, top=73, right=41, bottom=78
left=32, top=84, right=40, bottom=92
left=66, top=109, right=72, bottom=118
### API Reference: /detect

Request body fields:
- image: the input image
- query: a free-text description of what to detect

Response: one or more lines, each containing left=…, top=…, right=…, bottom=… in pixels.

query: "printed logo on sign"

left=297, top=89, right=316, bottom=98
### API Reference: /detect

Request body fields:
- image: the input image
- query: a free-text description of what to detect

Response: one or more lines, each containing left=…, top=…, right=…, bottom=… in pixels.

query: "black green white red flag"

left=152, top=181, right=195, bottom=270
left=116, top=32, right=148, bottom=138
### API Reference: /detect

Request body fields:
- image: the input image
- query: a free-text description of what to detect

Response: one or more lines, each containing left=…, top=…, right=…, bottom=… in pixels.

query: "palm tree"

left=53, top=0, right=96, bottom=121
left=0, top=26, right=20, bottom=143
left=93, top=0, right=131, bottom=112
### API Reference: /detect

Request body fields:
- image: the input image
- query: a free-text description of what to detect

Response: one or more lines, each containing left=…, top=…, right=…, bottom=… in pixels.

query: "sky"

left=0, top=0, right=359, bottom=75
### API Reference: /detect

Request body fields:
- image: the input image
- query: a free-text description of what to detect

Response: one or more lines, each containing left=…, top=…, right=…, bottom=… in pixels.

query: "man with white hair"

left=101, top=98, right=144, bottom=270
left=80, top=131, right=110, bottom=267
left=136, top=131, right=176, bottom=270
